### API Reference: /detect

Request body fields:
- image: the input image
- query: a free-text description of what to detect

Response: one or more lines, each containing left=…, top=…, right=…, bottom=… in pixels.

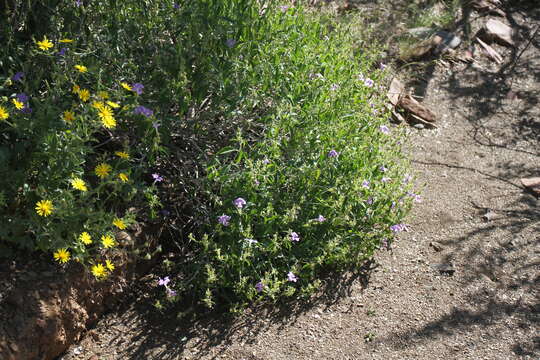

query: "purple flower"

left=381, top=177, right=391, bottom=183
left=75, top=0, right=82, bottom=6
left=254, top=179, right=260, bottom=186
left=218, top=214, right=231, bottom=226
left=358, top=74, right=365, bottom=81
left=390, top=224, right=408, bottom=233
left=379, top=165, right=387, bottom=172
left=403, top=174, right=412, bottom=183
left=152, top=173, right=163, bottom=183
left=407, top=191, right=422, bottom=203
left=12, top=72, right=24, bottom=82
left=16, top=93, right=29, bottom=103
left=366, top=196, right=374, bottom=205
left=280, top=5, right=291, bottom=12
left=287, top=271, right=298, bottom=282
left=328, top=149, right=339, bottom=158
left=133, top=105, right=153, bottom=117
left=316, top=215, right=326, bottom=223
left=21, top=105, right=32, bottom=114
left=380, top=238, right=389, bottom=249
left=330, top=84, right=340, bottom=91
left=290, top=232, right=300, bottom=242
left=379, top=63, right=387, bottom=70
left=379, top=125, right=390, bottom=134
left=158, top=276, right=170, bottom=286
left=233, top=197, right=247, bottom=209
left=255, top=281, right=264, bottom=292
left=173, top=2, right=180, bottom=9
left=57, top=47, right=67, bottom=56
left=364, top=78, right=374, bottom=87
left=362, top=180, right=370, bottom=189
left=391, top=201, right=396, bottom=209
left=166, top=288, right=177, bottom=297
left=262, top=158, right=270, bottom=165
left=131, top=83, right=144, bottom=95
left=225, top=39, right=237, bottom=48
left=152, top=121, right=161, bottom=130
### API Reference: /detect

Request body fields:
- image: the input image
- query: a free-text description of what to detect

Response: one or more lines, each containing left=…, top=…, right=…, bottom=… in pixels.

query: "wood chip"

left=387, top=78, right=405, bottom=106
left=476, top=37, right=503, bottom=63
left=484, top=18, right=514, bottom=46
left=398, top=94, right=437, bottom=123
left=520, top=177, right=540, bottom=197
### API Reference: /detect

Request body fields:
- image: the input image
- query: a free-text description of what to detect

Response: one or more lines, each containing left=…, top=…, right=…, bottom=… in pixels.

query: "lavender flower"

left=379, top=125, right=390, bottom=134
left=330, top=83, right=340, bottom=91
left=390, top=224, right=408, bottom=233
left=245, top=238, right=258, bottom=245
left=255, top=281, right=264, bottom=292
left=403, top=174, right=412, bottom=183
left=12, top=72, right=24, bottom=82
left=407, top=191, right=422, bottom=203
left=364, top=78, right=374, bottom=87
left=366, top=196, right=374, bottom=205
left=152, top=121, right=161, bottom=130
left=379, top=165, right=387, bottom=172
left=133, top=105, right=153, bottom=117
left=158, top=276, right=170, bottom=286
left=233, top=197, right=247, bottom=209
left=328, top=149, right=339, bottom=158
left=75, top=0, right=82, bottom=6
left=381, top=177, right=391, bottom=183
left=280, top=5, right=291, bottom=12
left=21, top=105, right=32, bottom=114
left=173, top=2, right=180, bottom=9
left=379, top=63, right=387, bottom=70
left=290, top=232, right=300, bottom=242
left=262, top=158, right=270, bottom=165
left=362, top=180, right=370, bottom=189
left=316, top=215, right=326, bottom=223
left=57, top=48, right=68, bottom=56
left=287, top=271, right=298, bottom=282
left=131, top=83, right=144, bottom=95
left=152, top=173, right=163, bottom=183
left=16, top=93, right=29, bottom=103
left=218, top=214, right=231, bottom=226
left=166, top=288, right=177, bottom=297
left=225, top=39, right=237, bottom=48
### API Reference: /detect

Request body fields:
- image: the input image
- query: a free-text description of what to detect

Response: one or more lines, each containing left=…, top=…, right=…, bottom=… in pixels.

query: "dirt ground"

left=60, top=1, right=539, bottom=359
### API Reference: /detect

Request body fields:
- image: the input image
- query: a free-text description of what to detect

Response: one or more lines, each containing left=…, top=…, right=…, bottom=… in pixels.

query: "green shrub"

left=172, top=4, right=415, bottom=309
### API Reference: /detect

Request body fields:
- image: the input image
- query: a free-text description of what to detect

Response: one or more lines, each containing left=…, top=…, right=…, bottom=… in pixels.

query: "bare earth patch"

left=60, top=2, right=539, bottom=359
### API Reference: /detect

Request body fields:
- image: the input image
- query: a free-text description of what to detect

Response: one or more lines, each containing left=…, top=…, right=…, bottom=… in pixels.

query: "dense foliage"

left=1, top=1, right=415, bottom=308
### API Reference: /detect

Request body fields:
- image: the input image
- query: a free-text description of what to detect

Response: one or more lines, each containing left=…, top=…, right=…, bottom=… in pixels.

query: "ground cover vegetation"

left=0, top=0, right=415, bottom=310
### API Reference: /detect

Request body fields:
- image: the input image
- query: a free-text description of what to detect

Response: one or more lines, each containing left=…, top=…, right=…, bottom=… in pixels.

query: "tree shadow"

left=86, top=259, right=376, bottom=359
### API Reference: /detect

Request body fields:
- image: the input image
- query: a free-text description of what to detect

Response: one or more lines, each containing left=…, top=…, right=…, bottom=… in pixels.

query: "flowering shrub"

left=0, top=36, right=162, bottom=276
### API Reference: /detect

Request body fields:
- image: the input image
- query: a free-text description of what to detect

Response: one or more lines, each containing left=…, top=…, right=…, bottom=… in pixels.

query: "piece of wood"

left=476, top=37, right=503, bottom=63
left=387, top=78, right=405, bottom=106
left=398, top=94, right=437, bottom=123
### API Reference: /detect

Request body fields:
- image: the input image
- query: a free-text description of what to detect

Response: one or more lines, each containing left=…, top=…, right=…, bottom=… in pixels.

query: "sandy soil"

left=59, top=2, right=539, bottom=359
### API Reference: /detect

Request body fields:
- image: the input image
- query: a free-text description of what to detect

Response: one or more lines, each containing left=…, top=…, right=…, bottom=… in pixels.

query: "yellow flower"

left=53, top=248, right=70, bottom=263
left=91, top=263, right=107, bottom=279
left=36, top=36, right=53, bottom=51
left=97, top=91, right=109, bottom=99
left=72, top=84, right=80, bottom=94
left=105, top=260, right=115, bottom=272
left=91, top=101, right=106, bottom=110
left=0, top=106, right=9, bottom=120
left=115, top=151, right=129, bottom=159
left=95, top=163, right=112, bottom=178
left=118, top=173, right=129, bottom=182
left=35, top=200, right=54, bottom=217
left=113, top=218, right=126, bottom=230
left=78, top=89, right=90, bottom=102
left=101, top=234, right=115, bottom=248
left=12, top=99, right=24, bottom=110
left=74, top=64, right=88, bottom=73
left=79, top=232, right=92, bottom=245
left=106, top=101, right=120, bottom=108
left=63, top=110, right=75, bottom=123
left=120, top=82, right=132, bottom=91
left=59, top=38, right=73, bottom=43
left=70, top=178, right=88, bottom=191
left=98, top=106, right=116, bottom=129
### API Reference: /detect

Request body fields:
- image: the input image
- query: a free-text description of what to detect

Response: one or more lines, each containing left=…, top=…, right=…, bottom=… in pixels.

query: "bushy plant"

left=166, top=4, right=416, bottom=309
left=0, top=35, right=162, bottom=276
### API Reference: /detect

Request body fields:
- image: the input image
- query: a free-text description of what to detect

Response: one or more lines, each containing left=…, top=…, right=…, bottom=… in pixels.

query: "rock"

left=408, top=27, right=437, bottom=39
left=392, top=109, right=406, bottom=124
left=399, top=38, right=435, bottom=61
left=433, top=31, right=461, bottom=54
left=476, top=37, right=503, bottom=63
left=413, top=123, right=425, bottom=129
left=520, top=177, right=540, bottom=197
left=398, top=94, right=437, bottom=123
left=430, top=263, right=455, bottom=276
left=429, top=241, right=443, bottom=252
left=471, top=0, right=506, bottom=16
left=482, top=209, right=499, bottom=221
left=387, top=78, right=405, bottom=106
left=484, top=19, right=514, bottom=46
